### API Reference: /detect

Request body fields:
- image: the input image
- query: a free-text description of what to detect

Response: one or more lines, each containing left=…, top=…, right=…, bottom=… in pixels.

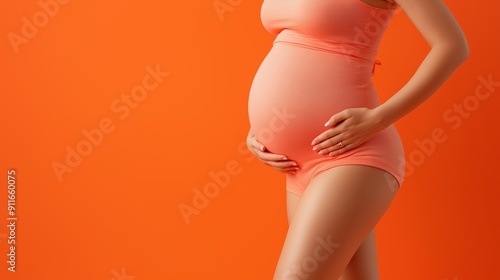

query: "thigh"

left=286, top=191, right=302, bottom=225
left=339, top=229, right=380, bottom=280
left=287, top=192, right=380, bottom=279
left=273, top=165, right=397, bottom=280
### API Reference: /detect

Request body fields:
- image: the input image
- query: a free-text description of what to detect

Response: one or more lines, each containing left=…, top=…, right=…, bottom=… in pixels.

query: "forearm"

left=374, top=42, right=469, bottom=126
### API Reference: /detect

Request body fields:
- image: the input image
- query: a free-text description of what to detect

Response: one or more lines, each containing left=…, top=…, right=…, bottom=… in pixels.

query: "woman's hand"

left=246, top=132, right=300, bottom=175
left=310, top=107, right=389, bottom=156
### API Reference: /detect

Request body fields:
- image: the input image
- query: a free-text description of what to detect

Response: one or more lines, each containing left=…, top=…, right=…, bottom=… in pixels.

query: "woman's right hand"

left=246, top=132, right=300, bottom=175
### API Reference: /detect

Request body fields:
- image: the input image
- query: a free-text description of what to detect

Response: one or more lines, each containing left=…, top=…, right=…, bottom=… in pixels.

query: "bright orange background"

left=1, top=0, right=498, bottom=279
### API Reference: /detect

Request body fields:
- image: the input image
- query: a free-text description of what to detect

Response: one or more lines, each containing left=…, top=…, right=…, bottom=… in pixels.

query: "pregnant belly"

left=248, top=43, right=381, bottom=160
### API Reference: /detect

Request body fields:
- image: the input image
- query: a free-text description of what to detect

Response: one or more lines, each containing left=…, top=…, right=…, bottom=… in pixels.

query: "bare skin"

left=286, top=191, right=381, bottom=280
left=274, top=165, right=397, bottom=280
left=247, top=122, right=384, bottom=280
left=246, top=0, right=469, bottom=278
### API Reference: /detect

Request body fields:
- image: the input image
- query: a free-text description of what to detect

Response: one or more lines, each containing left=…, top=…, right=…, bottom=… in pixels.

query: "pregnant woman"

left=246, top=0, right=468, bottom=279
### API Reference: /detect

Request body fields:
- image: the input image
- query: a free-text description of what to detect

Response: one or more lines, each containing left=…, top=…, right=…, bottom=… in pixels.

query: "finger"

left=278, top=167, right=300, bottom=174
left=263, top=160, right=300, bottom=173
left=255, top=149, right=292, bottom=162
left=323, top=109, right=351, bottom=127
left=313, top=132, right=345, bottom=153
left=315, top=135, right=346, bottom=154
left=317, top=141, right=344, bottom=155
left=328, top=143, right=354, bottom=156
left=311, top=120, right=347, bottom=146
left=251, top=137, right=266, bottom=152
left=311, top=128, right=342, bottom=148
left=264, top=160, right=299, bottom=170
left=278, top=166, right=301, bottom=173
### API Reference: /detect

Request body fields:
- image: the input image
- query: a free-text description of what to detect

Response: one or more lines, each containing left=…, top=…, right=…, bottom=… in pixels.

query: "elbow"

left=456, top=33, right=470, bottom=63
left=458, top=38, right=470, bottom=62
left=437, top=37, right=469, bottom=65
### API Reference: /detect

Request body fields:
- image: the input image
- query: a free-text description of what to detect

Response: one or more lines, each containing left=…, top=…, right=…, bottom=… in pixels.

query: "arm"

left=373, top=0, right=469, bottom=126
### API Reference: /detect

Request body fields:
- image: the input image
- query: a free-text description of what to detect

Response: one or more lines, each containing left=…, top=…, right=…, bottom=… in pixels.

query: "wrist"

left=372, top=104, right=394, bottom=129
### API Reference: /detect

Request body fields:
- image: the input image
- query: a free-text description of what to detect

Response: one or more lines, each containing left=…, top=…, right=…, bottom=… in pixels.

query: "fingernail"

left=261, top=146, right=265, bottom=151
left=312, top=146, right=317, bottom=151
left=311, top=140, right=316, bottom=145
left=282, top=157, right=287, bottom=160
left=292, top=163, right=297, bottom=166
left=324, top=121, right=330, bottom=127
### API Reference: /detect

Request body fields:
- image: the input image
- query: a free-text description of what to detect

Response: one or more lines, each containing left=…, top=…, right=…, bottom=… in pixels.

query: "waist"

left=273, top=29, right=378, bottom=63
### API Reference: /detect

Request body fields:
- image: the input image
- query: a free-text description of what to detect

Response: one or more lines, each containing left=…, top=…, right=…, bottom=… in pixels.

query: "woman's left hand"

left=310, top=107, right=389, bottom=156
